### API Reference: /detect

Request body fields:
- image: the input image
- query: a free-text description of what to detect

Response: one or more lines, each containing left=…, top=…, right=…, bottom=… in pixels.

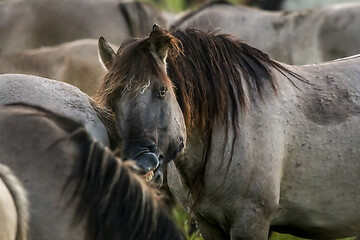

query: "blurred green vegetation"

left=172, top=205, right=356, bottom=240
left=141, top=0, right=247, bottom=13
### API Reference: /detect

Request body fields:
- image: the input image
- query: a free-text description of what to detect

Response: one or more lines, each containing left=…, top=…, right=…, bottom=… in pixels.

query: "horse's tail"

left=64, top=130, right=185, bottom=240
left=0, top=164, right=29, bottom=240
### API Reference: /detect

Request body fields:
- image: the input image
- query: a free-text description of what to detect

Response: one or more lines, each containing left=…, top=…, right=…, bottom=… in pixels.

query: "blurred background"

left=142, top=0, right=360, bottom=12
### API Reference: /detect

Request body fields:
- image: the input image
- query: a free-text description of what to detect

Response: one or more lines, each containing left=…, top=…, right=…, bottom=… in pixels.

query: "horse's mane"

left=170, top=0, right=233, bottom=30
left=65, top=132, right=185, bottom=240
left=90, top=100, right=120, bottom=150
left=166, top=28, right=306, bottom=205
left=168, top=28, right=304, bottom=134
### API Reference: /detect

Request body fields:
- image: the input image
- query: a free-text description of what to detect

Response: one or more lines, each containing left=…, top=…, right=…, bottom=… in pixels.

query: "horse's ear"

left=149, top=24, right=172, bottom=64
left=98, top=36, right=116, bottom=71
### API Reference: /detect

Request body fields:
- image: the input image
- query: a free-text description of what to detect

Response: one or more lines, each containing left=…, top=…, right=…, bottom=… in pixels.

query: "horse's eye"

left=158, top=87, right=167, bottom=99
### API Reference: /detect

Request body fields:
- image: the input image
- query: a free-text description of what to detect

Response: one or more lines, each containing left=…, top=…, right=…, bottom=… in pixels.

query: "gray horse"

left=0, top=103, right=185, bottom=240
left=0, top=0, right=165, bottom=52
left=98, top=25, right=360, bottom=239
left=172, top=1, right=360, bottom=65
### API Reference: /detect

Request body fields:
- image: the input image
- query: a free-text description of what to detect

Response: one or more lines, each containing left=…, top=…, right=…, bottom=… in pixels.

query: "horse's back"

left=0, top=74, right=109, bottom=145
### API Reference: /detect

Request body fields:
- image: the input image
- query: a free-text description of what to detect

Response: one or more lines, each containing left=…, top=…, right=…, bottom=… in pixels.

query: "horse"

left=98, top=25, right=360, bottom=239
left=171, top=1, right=360, bottom=65
left=0, top=164, right=29, bottom=240
left=0, top=0, right=165, bottom=53
left=0, top=39, right=117, bottom=96
left=0, top=103, right=186, bottom=240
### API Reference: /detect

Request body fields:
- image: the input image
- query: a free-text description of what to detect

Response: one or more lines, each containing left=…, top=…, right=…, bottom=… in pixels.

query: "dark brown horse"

left=0, top=103, right=185, bottom=240
left=97, top=25, right=360, bottom=239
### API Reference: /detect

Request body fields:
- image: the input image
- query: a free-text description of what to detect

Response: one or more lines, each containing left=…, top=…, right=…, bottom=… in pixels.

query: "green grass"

left=172, top=205, right=356, bottom=240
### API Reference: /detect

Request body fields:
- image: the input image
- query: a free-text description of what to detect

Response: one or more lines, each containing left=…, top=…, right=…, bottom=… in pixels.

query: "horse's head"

left=96, top=25, right=186, bottom=187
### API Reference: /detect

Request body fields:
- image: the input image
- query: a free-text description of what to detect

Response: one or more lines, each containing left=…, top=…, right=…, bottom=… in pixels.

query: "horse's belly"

left=273, top=167, right=360, bottom=238
left=271, top=206, right=360, bottom=239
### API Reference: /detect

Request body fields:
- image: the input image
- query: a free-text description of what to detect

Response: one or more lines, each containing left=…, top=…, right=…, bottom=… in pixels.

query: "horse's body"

left=0, top=39, right=116, bottom=96
left=0, top=0, right=165, bottom=52
left=0, top=74, right=109, bottom=145
left=0, top=103, right=185, bottom=240
left=172, top=1, right=360, bottom=65
left=169, top=55, right=360, bottom=240
left=102, top=26, right=360, bottom=239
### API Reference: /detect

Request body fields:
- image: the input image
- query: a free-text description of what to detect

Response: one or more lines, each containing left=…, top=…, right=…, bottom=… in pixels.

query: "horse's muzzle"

left=135, top=152, right=163, bottom=187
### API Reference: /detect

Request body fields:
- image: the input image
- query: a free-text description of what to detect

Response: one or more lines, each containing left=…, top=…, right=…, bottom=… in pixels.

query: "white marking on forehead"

left=139, top=80, right=151, bottom=94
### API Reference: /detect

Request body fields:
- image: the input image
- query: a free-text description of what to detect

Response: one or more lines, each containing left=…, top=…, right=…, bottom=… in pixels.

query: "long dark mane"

left=65, top=126, right=185, bottom=240
left=90, top=100, right=120, bottom=150
left=170, top=1, right=233, bottom=30
left=166, top=28, right=306, bottom=206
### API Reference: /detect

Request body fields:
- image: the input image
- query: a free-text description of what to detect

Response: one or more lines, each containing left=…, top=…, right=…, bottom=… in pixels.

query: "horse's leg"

left=197, top=221, right=230, bottom=240
left=229, top=198, right=277, bottom=240
left=230, top=214, right=271, bottom=240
